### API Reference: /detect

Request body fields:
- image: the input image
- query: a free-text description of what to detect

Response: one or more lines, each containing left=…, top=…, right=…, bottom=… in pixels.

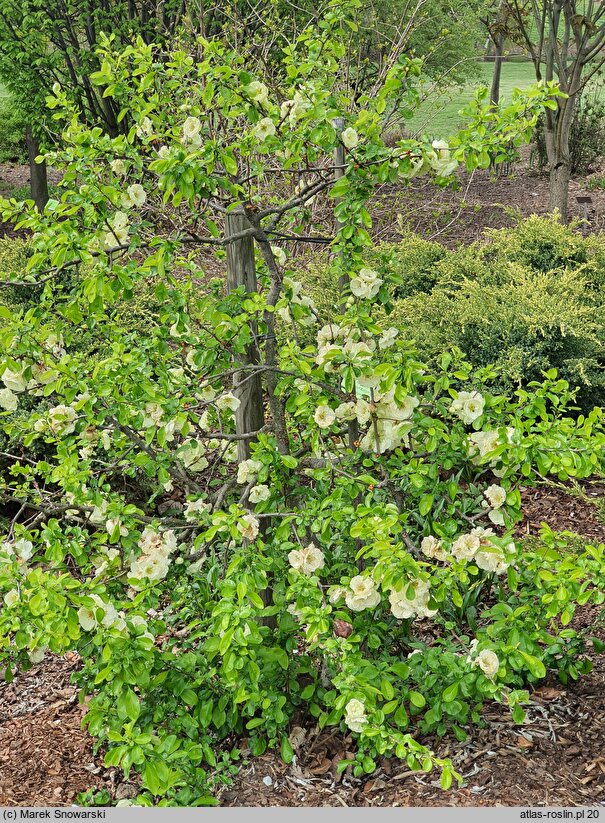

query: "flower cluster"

left=78, top=594, right=127, bottom=633
left=288, top=543, right=325, bottom=575
left=449, top=390, right=485, bottom=424
left=350, top=267, right=383, bottom=300
left=129, top=527, right=178, bottom=584
left=389, top=578, right=436, bottom=620
left=345, top=575, right=381, bottom=612
left=423, top=528, right=515, bottom=574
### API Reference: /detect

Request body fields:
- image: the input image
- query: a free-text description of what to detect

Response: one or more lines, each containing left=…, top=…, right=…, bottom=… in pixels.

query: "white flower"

left=484, top=484, right=507, bottom=509
left=0, top=388, right=18, bottom=412
left=130, top=553, right=171, bottom=583
left=350, top=268, right=382, bottom=300
left=317, top=324, right=341, bottom=348
left=249, top=484, right=270, bottom=504
left=78, top=605, right=98, bottom=632
left=216, top=393, right=241, bottom=412
left=177, top=439, right=209, bottom=472
left=237, top=458, right=263, bottom=485
left=277, top=306, right=292, bottom=324
left=378, top=328, right=398, bottom=350
left=449, top=390, right=485, bottom=424
left=344, top=698, right=367, bottom=733
left=126, top=183, right=146, bottom=207
left=389, top=579, right=436, bottom=620
left=182, top=116, right=202, bottom=143
left=15, top=538, right=34, bottom=560
left=110, top=159, right=126, bottom=175
left=474, top=649, right=499, bottom=679
left=157, top=145, right=171, bottom=159
left=421, top=535, right=447, bottom=562
left=314, top=404, right=336, bottom=429
left=48, top=404, right=77, bottom=435
left=288, top=543, right=325, bottom=575
left=2, top=368, right=26, bottom=393
left=469, top=429, right=500, bottom=459
left=271, top=245, right=287, bottom=266
left=341, top=127, right=359, bottom=149
left=328, top=586, right=348, bottom=604
left=346, top=575, right=381, bottom=612
left=3, top=588, right=19, bottom=607
left=104, top=211, right=129, bottom=247
left=106, top=519, right=128, bottom=538
left=246, top=81, right=269, bottom=105
left=184, top=498, right=210, bottom=522
left=451, top=533, right=481, bottom=562
left=475, top=547, right=507, bottom=574
left=136, top=116, right=153, bottom=137
left=253, top=117, right=276, bottom=141
left=335, top=402, right=356, bottom=422
left=28, top=646, right=47, bottom=663
left=238, top=513, right=260, bottom=541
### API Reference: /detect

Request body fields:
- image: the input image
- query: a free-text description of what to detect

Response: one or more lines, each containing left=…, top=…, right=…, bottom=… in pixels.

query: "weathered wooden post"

left=225, top=212, right=265, bottom=461
left=332, top=118, right=359, bottom=449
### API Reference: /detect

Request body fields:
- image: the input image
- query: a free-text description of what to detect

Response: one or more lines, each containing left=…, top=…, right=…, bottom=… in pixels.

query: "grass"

left=405, top=60, right=538, bottom=138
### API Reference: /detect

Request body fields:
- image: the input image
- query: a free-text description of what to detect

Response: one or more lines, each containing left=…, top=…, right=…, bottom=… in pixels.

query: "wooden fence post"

left=225, top=212, right=265, bottom=461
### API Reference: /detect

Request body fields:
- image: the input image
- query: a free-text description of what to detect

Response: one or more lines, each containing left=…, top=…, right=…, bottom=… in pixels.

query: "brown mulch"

left=0, top=655, right=114, bottom=806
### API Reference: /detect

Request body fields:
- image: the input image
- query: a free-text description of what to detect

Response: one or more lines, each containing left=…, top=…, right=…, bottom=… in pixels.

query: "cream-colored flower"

left=346, top=575, right=381, bottom=612
left=378, top=328, right=398, bottom=350
left=341, top=127, right=359, bottom=149
left=157, top=145, right=171, bottom=159
left=288, top=543, right=325, bottom=575
left=136, top=116, right=153, bottom=137
left=78, top=605, right=98, bottom=632
left=328, top=586, right=348, bottom=604
left=249, top=484, right=270, bottom=504
left=126, top=183, right=146, bottom=207
left=3, top=588, right=19, bottom=607
left=182, top=116, right=202, bottom=143
left=484, top=484, right=507, bottom=509
left=350, top=268, right=382, bottom=300
left=237, top=458, right=263, bottom=485
left=0, top=388, right=18, bottom=411
left=184, top=498, right=210, bottom=521
left=246, top=81, right=269, bottom=105
left=253, top=117, right=276, bottom=141
left=474, top=648, right=499, bottom=679
left=344, top=698, right=367, bottom=732
left=238, top=513, right=260, bottom=541
left=47, top=404, right=77, bottom=436
left=2, top=368, right=26, bottom=393
left=449, top=390, right=485, bottom=424
left=451, top=532, right=481, bottom=562
left=420, top=535, right=447, bottom=562
left=271, top=245, right=287, bottom=266
left=335, top=401, right=356, bottom=422
left=28, top=646, right=47, bottom=663
left=110, top=159, right=126, bottom=175
left=15, top=538, right=34, bottom=560
left=106, top=519, right=128, bottom=538
left=216, top=393, right=241, bottom=412
left=314, top=405, right=336, bottom=429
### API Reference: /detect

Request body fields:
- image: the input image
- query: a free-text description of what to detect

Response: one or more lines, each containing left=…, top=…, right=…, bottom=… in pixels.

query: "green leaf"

left=409, top=691, right=426, bottom=708
left=442, top=683, right=459, bottom=702
left=117, top=688, right=140, bottom=722
left=280, top=736, right=294, bottom=764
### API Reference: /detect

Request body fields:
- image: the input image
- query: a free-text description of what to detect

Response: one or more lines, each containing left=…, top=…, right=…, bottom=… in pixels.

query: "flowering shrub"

left=0, top=2, right=597, bottom=807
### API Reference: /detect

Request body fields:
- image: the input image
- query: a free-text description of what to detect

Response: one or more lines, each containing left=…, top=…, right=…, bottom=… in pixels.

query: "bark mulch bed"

left=1, top=482, right=605, bottom=807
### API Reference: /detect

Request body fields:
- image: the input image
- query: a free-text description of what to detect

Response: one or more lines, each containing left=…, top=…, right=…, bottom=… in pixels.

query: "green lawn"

left=405, top=60, right=539, bottom=138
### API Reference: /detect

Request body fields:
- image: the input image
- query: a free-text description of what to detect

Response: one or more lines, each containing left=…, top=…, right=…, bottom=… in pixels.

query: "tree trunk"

left=26, top=127, right=49, bottom=212
left=490, top=33, right=505, bottom=106
left=544, top=95, right=575, bottom=222
left=225, top=212, right=265, bottom=462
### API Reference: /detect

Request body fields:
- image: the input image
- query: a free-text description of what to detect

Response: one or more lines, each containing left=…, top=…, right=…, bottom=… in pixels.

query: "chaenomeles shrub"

left=0, top=96, right=27, bottom=165
left=0, top=12, right=577, bottom=806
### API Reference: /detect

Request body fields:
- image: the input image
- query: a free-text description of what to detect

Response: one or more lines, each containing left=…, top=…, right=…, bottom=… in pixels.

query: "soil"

left=1, top=480, right=604, bottom=807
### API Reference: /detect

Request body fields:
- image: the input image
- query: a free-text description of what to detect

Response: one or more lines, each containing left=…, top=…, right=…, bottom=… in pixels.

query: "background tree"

left=508, top=0, right=605, bottom=220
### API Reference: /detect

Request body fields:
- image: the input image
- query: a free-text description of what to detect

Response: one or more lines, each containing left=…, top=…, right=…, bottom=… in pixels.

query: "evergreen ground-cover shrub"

left=0, top=9, right=593, bottom=806
left=367, top=216, right=605, bottom=411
